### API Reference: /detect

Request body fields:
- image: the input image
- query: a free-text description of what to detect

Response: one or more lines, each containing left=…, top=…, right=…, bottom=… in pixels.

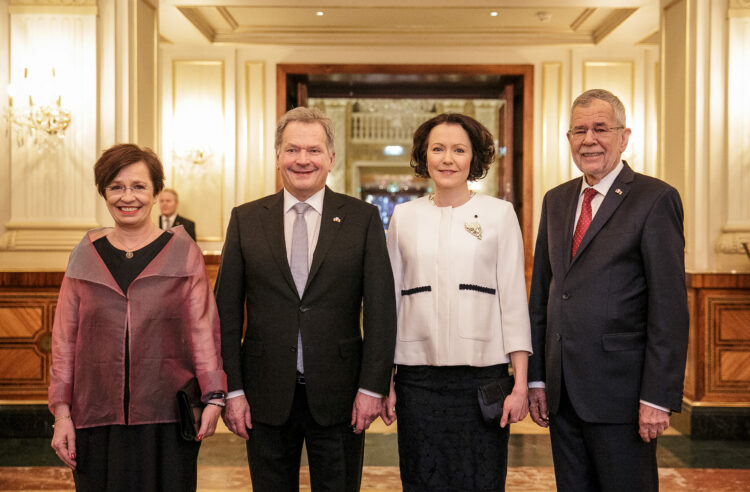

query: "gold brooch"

left=333, top=217, right=341, bottom=222
left=615, top=188, right=623, bottom=195
left=464, top=221, right=482, bottom=240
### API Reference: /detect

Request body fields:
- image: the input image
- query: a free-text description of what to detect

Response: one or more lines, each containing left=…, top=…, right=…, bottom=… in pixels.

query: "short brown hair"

left=410, top=113, right=495, bottom=181
left=94, top=144, right=165, bottom=197
left=274, top=107, right=335, bottom=155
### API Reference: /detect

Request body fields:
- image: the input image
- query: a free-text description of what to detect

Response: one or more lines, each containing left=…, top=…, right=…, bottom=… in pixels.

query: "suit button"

left=555, top=333, right=561, bottom=341
left=289, top=346, right=297, bottom=352
left=562, top=293, right=570, bottom=300
left=299, top=306, right=310, bottom=313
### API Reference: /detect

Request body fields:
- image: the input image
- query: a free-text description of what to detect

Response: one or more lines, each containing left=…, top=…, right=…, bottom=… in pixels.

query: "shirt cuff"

left=358, top=388, right=383, bottom=399
left=528, top=381, right=546, bottom=389
left=227, top=389, right=245, bottom=399
left=640, top=400, right=670, bottom=412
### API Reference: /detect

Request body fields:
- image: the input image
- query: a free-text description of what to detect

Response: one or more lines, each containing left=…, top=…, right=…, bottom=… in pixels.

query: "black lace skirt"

left=394, top=364, right=511, bottom=492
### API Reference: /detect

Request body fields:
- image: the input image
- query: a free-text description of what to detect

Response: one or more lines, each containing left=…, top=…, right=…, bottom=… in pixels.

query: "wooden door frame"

left=276, top=63, right=534, bottom=282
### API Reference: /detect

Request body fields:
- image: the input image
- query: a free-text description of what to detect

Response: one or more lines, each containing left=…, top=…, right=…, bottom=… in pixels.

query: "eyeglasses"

left=105, top=184, right=152, bottom=196
left=568, top=126, right=624, bottom=141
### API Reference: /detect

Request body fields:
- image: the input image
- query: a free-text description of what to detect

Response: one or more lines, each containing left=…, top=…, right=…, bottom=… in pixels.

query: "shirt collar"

left=579, top=161, right=624, bottom=197
left=283, top=187, right=325, bottom=215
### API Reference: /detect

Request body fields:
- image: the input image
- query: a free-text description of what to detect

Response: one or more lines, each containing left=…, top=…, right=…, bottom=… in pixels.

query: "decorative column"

left=659, top=0, right=742, bottom=271
left=661, top=0, right=750, bottom=439
left=318, top=100, right=348, bottom=195
left=715, top=0, right=750, bottom=270
left=0, top=1, right=98, bottom=269
left=473, top=100, right=500, bottom=197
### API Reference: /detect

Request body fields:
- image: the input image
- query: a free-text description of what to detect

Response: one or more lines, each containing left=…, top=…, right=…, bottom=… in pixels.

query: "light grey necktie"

left=290, top=202, right=311, bottom=373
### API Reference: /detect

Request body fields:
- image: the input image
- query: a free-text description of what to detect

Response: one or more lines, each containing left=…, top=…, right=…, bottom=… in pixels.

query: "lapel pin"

left=614, top=188, right=623, bottom=195
left=333, top=217, right=341, bottom=223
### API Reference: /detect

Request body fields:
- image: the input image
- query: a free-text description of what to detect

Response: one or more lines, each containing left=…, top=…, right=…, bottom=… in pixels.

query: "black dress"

left=72, top=232, right=202, bottom=492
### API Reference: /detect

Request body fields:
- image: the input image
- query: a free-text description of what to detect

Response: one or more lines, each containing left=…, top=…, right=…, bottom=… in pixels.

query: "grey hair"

left=274, top=107, right=335, bottom=155
left=570, top=89, right=627, bottom=128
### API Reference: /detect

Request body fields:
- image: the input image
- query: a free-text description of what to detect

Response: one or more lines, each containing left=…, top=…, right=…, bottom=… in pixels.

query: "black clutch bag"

left=177, top=378, right=204, bottom=441
left=477, top=375, right=515, bottom=425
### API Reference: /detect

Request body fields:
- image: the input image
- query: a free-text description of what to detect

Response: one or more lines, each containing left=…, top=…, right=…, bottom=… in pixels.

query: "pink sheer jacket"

left=48, top=226, right=227, bottom=428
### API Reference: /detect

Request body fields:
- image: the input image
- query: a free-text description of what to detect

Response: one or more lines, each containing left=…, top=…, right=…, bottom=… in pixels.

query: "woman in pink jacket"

left=48, top=144, right=227, bottom=491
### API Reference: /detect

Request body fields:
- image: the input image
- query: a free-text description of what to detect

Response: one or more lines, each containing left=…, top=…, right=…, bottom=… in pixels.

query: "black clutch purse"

left=477, top=375, right=515, bottom=425
left=177, top=378, right=204, bottom=441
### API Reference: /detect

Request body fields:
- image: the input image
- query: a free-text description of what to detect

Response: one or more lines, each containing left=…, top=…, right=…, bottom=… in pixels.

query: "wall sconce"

left=6, top=67, right=71, bottom=151
left=172, top=145, right=213, bottom=166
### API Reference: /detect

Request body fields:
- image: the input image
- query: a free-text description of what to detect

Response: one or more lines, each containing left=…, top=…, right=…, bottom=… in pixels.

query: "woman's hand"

left=196, top=403, right=223, bottom=441
left=379, top=373, right=397, bottom=426
left=50, top=406, right=77, bottom=469
left=500, top=386, right=529, bottom=428
left=501, top=351, right=530, bottom=428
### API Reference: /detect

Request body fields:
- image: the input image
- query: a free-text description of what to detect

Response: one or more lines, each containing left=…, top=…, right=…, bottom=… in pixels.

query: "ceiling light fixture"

left=316, top=11, right=324, bottom=16
left=490, top=11, right=498, bottom=17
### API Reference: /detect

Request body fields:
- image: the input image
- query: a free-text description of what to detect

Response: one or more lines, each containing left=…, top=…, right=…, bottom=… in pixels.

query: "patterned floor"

left=1, top=418, right=749, bottom=491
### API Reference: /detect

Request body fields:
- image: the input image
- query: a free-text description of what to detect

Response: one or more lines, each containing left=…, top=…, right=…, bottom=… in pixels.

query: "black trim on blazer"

left=401, top=286, right=432, bottom=296
left=459, top=284, right=496, bottom=295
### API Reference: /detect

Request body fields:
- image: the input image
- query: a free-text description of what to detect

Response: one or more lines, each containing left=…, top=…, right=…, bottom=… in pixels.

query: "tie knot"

left=583, top=187, right=597, bottom=202
left=292, top=202, right=310, bottom=215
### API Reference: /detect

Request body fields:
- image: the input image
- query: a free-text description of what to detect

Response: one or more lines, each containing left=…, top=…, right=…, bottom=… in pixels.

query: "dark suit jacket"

left=528, top=162, right=689, bottom=424
left=214, top=187, right=397, bottom=427
left=160, top=214, right=196, bottom=241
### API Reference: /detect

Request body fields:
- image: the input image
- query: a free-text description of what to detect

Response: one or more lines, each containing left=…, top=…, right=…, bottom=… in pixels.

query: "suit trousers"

left=246, top=381, right=364, bottom=492
left=549, top=379, right=658, bottom=492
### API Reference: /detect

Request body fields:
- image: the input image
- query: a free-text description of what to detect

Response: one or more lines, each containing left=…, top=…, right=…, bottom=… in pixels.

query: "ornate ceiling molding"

left=10, top=0, right=96, bottom=5
left=729, top=0, right=750, bottom=17
left=178, top=5, right=636, bottom=46
left=9, top=0, right=97, bottom=14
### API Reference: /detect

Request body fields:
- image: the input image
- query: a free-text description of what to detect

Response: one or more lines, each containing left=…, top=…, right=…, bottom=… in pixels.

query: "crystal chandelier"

left=6, top=68, right=71, bottom=151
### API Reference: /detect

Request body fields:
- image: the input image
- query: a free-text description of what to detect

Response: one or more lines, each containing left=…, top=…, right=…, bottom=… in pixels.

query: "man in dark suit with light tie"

left=158, top=188, right=196, bottom=240
left=528, top=89, right=689, bottom=491
left=215, top=107, right=397, bottom=491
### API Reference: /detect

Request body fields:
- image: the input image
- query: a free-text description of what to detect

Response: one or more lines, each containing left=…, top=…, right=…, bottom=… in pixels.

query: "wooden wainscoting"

left=676, top=272, right=750, bottom=439
left=0, top=272, right=64, bottom=401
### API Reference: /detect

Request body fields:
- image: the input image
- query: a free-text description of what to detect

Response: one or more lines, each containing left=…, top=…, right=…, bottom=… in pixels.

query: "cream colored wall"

left=659, top=0, right=749, bottom=272
left=160, top=43, right=658, bottom=254
left=0, top=0, right=11, bottom=240
left=0, top=0, right=158, bottom=270
left=0, top=2, right=99, bottom=269
left=2, top=1, right=745, bottom=272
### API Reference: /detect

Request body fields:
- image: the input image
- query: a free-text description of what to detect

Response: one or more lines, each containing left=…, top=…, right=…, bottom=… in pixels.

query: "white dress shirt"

left=161, top=213, right=177, bottom=230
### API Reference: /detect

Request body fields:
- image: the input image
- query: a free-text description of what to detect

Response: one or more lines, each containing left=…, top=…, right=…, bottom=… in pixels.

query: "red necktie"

left=571, top=188, right=597, bottom=259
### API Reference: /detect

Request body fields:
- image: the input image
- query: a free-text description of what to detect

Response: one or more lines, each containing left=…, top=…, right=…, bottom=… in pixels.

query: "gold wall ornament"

left=172, top=146, right=213, bottom=166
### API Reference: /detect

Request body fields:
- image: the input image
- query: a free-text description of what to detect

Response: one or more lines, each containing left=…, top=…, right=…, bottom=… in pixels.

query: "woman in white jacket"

left=382, top=113, right=532, bottom=492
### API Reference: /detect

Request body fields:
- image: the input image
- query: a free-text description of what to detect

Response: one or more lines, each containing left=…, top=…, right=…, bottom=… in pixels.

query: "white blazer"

left=387, top=194, right=532, bottom=366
